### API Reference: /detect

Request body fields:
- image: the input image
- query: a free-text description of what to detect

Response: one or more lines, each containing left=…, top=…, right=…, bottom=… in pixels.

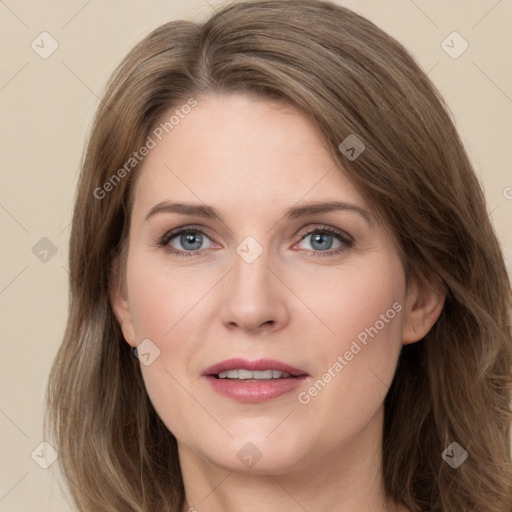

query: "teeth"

left=217, top=369, right=293, bottom=380
left=239, top=369, right=254, bottom=379
left=253, top=370, right=272, bottom=379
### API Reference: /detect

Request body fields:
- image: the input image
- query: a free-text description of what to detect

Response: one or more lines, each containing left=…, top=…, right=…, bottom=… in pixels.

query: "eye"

left=296, top=226, right=353, bottom=257
left=157, top=227, right=215, bottom=257
left=156, top=224, right=354, bottom=258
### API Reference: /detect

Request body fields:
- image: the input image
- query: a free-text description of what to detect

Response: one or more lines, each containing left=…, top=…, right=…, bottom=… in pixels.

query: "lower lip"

left=204, top=375, right=308, bottom=402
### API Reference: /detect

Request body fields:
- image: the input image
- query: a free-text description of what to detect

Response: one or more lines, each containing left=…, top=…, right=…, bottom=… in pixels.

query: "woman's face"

left=112, top=92, right=436, bottom=475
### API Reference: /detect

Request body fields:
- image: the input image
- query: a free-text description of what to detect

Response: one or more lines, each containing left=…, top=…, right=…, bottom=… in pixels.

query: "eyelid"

left=156, top=223, right=354, bottom=257
left=156, top=225, right=217, bottom=255
left=296, top=224, right=353, bottom=243
left=293, top=224, right=354, bottom=256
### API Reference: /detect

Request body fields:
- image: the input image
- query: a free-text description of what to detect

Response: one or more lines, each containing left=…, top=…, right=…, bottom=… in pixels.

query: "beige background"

left=0, top=0, right=511, bottom=510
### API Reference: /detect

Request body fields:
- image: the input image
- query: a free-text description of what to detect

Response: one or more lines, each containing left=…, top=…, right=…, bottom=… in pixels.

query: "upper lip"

left=202, top=358, right=308, bottom=377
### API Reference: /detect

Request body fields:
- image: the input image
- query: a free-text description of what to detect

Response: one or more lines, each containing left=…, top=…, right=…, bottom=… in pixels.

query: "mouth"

left=214, top=369, right=295, bottom=380
left=202, top=358, right=309, bottom=402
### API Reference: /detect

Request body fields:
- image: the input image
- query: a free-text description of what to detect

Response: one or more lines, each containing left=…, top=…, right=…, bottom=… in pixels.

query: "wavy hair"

left=45, top=1, right=512, bottom=510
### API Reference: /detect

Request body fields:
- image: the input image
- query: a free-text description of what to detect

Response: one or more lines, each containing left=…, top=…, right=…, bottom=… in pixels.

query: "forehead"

left=131, top=92, right=366, bottom=219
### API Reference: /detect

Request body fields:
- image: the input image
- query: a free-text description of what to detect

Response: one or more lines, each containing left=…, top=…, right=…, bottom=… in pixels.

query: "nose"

left=219, top=244, right=290, bottom=334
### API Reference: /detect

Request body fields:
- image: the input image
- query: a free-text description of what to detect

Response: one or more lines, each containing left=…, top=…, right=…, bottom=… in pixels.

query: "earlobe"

left=109, top=277, right=137, bottom=348
left=402, top=278, right=446, bottom=345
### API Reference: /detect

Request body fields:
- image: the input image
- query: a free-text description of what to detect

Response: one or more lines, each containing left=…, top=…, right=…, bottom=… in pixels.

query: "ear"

left=402, top=277, right=446, bottom=345
left=109, top=257, right=137, bottom=348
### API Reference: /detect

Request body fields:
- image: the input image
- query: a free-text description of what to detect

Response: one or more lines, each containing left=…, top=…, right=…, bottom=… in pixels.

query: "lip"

left=202, top=358, right=309, bottom=403
left=202, top=358, right=308, bottom=377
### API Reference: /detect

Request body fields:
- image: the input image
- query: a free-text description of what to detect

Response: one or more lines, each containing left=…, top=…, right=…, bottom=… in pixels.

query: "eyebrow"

left=144, top=200, right=373, bottom=225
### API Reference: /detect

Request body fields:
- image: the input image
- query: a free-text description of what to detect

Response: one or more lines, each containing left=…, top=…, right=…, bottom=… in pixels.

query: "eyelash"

left=156, top=225, right=354, bottom=258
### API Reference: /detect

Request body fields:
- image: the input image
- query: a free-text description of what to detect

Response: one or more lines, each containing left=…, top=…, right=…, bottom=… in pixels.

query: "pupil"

left=311, top=233, right=332, bottom=250
left=182, top=232, right=202, bottom=250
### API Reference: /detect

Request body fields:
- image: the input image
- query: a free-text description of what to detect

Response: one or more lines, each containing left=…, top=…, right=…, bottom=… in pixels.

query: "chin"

left=200, top=426, right=310, bottom=475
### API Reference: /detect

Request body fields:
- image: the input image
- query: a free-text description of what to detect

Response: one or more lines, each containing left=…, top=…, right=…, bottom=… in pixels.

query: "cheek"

left=293, top=254, right=405, bottom=355
left=125, top=254, right=216, bottom=437
left=126, top=253, right=208, bottom=341
left=294, top=256, right=405, bottom=438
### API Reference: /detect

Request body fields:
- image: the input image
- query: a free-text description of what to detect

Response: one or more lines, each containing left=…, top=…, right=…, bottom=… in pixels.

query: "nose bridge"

left=231, top=235, right=273, bottom=302
left=219, top=234, right=288, bottom=331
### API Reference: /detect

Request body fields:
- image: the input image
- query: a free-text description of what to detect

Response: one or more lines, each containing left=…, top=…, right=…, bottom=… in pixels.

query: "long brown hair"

left=45, top=1, right=512, bottom=510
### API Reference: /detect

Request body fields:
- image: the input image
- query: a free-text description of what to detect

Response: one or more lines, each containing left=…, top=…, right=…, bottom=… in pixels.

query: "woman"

left=45, top=1, right=512, bottom=511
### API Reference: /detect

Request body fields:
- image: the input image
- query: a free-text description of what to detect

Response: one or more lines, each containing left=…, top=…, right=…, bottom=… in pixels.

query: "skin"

left=111, top=92, right=444, bottom=512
